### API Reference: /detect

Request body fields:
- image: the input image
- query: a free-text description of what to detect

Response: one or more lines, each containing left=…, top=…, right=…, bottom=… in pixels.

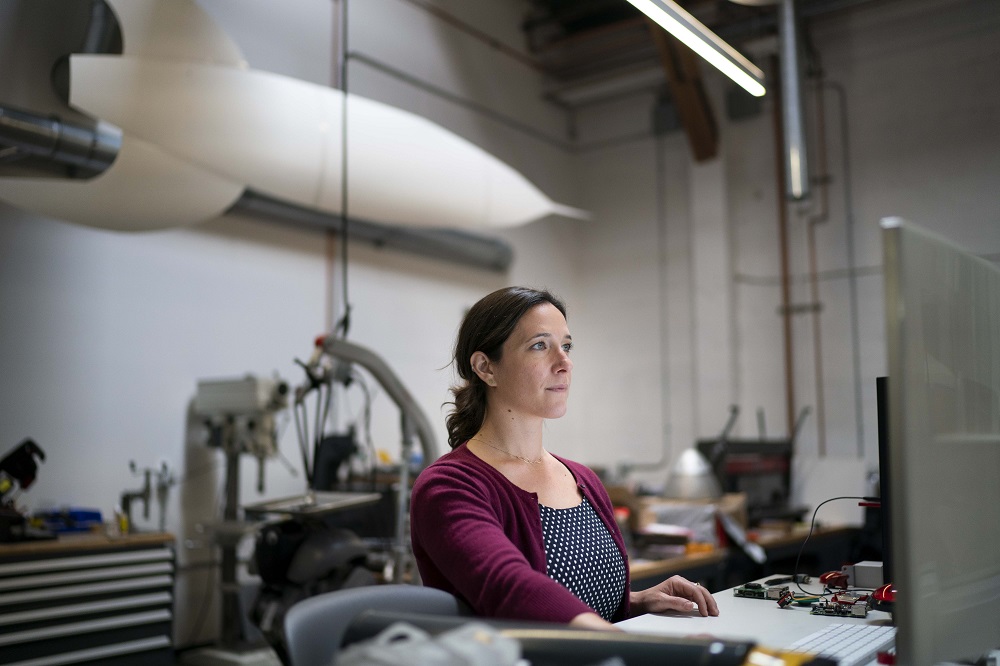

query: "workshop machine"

left=0, top=439, right=50, bottom=542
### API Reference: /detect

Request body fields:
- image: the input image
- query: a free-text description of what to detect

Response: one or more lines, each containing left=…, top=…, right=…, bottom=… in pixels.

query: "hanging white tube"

left=0, top=134, right=242, bottom=231
left=0, top=0, right=586, bottom=232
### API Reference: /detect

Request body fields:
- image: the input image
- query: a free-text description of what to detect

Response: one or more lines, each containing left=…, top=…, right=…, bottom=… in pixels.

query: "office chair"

left=285, top=585, right=756, bottom=666
left=282, top=584, right=463, bottom=666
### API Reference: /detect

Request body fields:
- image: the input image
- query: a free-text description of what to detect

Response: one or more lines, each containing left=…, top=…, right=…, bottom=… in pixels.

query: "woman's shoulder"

left=421, top=442, right=476, bottom=471
left=411, top=445, right=521, bottom=518
left=414, top=444, right=495, bottom=488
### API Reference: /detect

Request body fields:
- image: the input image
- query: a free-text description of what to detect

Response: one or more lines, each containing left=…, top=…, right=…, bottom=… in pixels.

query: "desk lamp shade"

left=663, top=448, right=722, bottom=500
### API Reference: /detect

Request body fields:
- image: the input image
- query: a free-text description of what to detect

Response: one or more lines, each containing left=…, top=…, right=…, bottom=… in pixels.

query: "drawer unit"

left=0, top=534, right=175, bottom=666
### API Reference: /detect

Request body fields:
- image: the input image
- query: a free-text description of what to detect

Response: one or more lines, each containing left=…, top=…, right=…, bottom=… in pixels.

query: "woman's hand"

left=629, top=575, right=720, bottom=618
left=569, top=611, right=620, bottom=631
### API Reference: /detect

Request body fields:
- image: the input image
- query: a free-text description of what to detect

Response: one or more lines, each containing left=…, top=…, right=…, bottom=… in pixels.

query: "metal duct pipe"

left=718, top=0, right=887, bottom=43
left=0, top=105, right=120, bottom=172
left=778, top=0, right=810, bottom=200
left=770, top=55, right=797, bottom=439
left=231, top=190, right=513, bottom=272
left=0, top=105, right=513, bottom=272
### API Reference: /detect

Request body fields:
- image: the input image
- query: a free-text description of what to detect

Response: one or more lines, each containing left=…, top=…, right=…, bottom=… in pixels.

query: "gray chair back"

left=283, top=584, right=461, bottom=666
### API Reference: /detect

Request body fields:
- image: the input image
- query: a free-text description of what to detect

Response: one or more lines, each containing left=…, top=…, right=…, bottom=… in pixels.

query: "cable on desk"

left=792, top=495, right=875, bottom=599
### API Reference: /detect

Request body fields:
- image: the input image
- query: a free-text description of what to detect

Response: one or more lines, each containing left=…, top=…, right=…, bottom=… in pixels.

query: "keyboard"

left=784, top=623, right=897, bottom=666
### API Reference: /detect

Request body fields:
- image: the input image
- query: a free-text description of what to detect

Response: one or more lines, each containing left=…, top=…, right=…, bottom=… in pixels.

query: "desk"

left=619, top=576, right=892, bottom=652
left=0, top=531, right=176, bottom=666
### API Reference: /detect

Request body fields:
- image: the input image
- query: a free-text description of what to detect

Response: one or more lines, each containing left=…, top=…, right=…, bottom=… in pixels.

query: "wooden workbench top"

left=0, top=531, right=175, bottom=557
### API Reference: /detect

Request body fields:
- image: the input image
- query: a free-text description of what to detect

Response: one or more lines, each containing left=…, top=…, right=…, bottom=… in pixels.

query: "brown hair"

left=445, top=286, right=567, bottom=449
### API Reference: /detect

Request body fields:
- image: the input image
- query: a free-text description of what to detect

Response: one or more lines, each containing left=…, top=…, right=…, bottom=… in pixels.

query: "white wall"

left=2, top=0, right=999, bottom=647
left=570, top=0, right=1000, bottom=521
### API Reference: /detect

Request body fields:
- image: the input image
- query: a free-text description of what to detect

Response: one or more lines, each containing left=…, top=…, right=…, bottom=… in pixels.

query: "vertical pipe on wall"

left=806, top=218, right=827, bottom=455
left=332, top=0, right=345, bottom=89
left=779, top=0, right=810, bottom=200
left=335, top=0, right=352, bottom=338
left=826, top=82, right=865, bottom=458
left=325, top=231, right=336, bottom=332
left=807, top=78, right=829, bottom=456
left=771, top=56, right=796, bottom=439
left=655, top=135, right=674, bottom=462
left=328, top=0, right=345, bottom=336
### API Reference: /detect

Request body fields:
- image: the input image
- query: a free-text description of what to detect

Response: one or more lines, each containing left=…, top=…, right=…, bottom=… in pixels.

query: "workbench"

left=0, top=531, right=176, bottom=666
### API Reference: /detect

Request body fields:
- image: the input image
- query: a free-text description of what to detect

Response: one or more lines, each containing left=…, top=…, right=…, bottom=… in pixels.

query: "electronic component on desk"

left=832, top=592, right=871, bottom=607
left=777, top=590, right=795, bottom=608
left=810, top=600, right=869, bottom=618
left=872, top=583, right=896, bottom=613
left=819, top=570, right=849, bottom=589
left=776, top=590, right=822, bottom=609
left=734, top=582, right=790, bottom=600
left=840, top=560, right=884, bottom=588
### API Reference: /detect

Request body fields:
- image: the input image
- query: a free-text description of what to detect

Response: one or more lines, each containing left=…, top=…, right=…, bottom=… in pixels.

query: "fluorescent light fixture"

left=625, top=0, right=766, bottom=97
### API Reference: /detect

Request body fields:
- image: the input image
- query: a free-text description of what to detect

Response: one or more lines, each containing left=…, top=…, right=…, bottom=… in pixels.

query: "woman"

left=410, top=286, right=719, bottom=629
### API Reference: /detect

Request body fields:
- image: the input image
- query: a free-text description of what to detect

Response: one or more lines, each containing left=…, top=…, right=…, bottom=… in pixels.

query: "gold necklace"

left=472, top=435, right=545, bottom=464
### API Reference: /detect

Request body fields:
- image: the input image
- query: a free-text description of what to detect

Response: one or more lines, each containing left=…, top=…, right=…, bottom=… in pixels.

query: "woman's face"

left=482, top=302, right=573, bottom=421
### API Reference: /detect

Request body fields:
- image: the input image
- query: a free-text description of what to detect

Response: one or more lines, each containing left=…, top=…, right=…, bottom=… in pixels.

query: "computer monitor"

left=882, top=218, right=1000, bottom=664
left=875, top=376, right=893, bottom=585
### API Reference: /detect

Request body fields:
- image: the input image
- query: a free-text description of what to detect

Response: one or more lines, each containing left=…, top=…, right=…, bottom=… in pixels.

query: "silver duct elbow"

left=0, top=104, right=120, bottom=173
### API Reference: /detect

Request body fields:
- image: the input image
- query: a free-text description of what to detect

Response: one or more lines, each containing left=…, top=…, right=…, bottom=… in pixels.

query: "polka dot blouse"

left=538, top=497, right=627, bottom=621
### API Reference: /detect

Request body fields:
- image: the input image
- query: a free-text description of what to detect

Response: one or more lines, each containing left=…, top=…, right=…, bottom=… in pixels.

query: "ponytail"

left=445, top=382, right=487, bottom=449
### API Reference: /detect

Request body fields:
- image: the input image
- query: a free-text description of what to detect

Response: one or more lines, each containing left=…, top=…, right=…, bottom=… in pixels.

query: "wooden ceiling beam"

left=645, top=18, right=718, bottom=162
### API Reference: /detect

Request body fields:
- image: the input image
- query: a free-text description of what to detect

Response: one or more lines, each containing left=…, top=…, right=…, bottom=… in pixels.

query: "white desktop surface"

left=619, top=579, right=893, bottom=651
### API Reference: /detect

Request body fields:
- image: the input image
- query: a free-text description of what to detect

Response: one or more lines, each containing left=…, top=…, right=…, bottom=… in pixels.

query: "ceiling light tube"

left=625, top=0, right=766, bottom=97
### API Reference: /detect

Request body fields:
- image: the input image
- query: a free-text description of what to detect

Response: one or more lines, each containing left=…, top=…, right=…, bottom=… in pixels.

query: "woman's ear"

left=470, top=351, right=496, bottom=387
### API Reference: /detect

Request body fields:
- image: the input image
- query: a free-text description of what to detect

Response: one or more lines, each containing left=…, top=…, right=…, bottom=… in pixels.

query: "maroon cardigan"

left=410, top=443, right=630, bottom=623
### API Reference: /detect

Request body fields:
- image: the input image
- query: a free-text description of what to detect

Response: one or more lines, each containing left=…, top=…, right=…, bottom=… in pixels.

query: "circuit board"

left=734, top=582, right=790, bottom=600
left=809, top=600, right=869, bottom=618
